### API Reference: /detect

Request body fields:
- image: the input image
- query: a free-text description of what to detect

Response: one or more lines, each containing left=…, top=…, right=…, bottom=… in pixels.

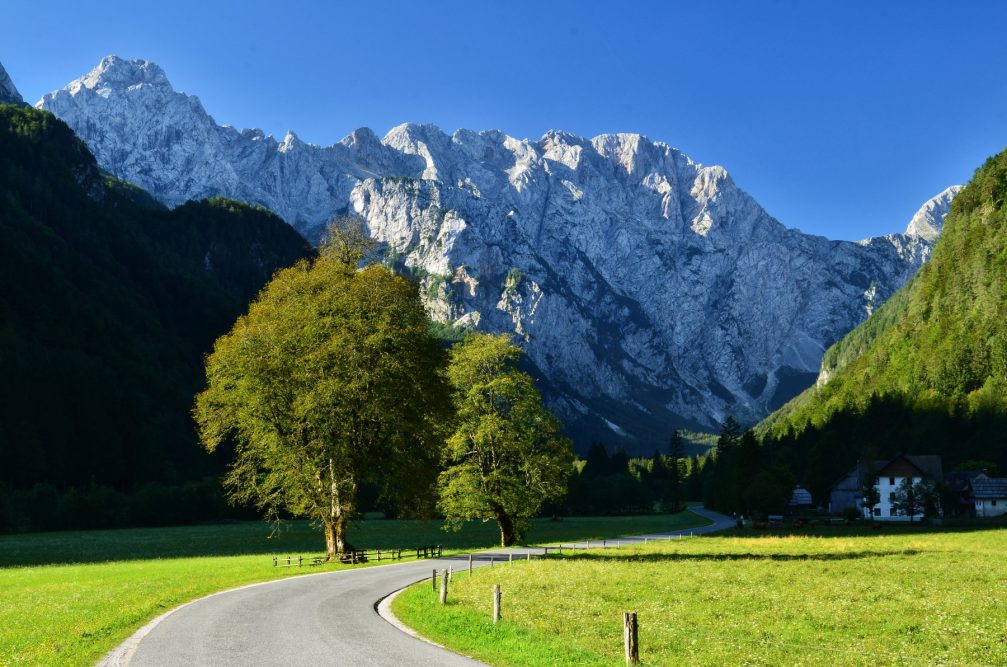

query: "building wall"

left=866, top=475, right=923, bottom=521
left=829, top=470, right=860, bottom=515
left=975, top=498, right=1007, bottom=518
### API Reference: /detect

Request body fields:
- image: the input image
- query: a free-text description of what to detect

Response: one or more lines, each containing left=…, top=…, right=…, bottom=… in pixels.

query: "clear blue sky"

left=5, top=0, right=1007, bottom=240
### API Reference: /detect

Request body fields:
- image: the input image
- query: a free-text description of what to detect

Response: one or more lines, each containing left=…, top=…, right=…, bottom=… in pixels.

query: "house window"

left=873, top=508, right=880, bottom=516
left=890, top=508, right=897, bottom=517
left=889, top=477, right=896, bottom=486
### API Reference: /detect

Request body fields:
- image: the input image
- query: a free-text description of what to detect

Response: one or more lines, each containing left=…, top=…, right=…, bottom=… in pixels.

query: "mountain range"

left=33, top=56, right=960, bottom=450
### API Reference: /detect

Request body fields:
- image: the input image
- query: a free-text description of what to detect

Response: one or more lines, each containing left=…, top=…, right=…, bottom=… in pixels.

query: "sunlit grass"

left=393, top=528, right=1007, bottom=666
left=0, top=512, right=706, bottom=666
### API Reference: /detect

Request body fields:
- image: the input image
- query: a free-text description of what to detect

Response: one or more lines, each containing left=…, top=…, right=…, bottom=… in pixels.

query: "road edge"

left=375, top=582, right=447, bottom=649
left=95, top=559, right=417, bottom=667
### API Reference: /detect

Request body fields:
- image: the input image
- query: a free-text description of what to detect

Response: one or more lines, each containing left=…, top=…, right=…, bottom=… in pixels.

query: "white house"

left=971, top=476, right=1007, bottom=518
left=863, top=454, right=943, bottom=521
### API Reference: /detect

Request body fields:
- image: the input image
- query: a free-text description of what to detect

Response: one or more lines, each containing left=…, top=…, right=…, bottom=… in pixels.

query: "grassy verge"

left=0, top=512, right=706, bottom=666
left=393, top=527, right=1007, bottom=666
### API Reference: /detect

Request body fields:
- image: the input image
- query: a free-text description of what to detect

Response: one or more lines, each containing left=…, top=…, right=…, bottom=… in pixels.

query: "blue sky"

left=5, top=0, right=1007, bottom=240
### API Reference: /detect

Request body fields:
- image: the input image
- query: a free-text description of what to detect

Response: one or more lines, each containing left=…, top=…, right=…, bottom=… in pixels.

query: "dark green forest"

left=0, top=105, right=313, bottom=531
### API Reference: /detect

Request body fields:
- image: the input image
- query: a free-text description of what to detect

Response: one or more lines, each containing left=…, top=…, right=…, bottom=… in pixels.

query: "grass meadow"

left=0, top=512, right=706, bottom=666
left=393, top=526, right=1007, bottom=666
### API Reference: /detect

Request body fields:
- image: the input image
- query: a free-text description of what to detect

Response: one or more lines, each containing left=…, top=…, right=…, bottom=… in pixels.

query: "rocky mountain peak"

left=0, top=61, right=24, bottom=105
left=37, top=55, right=952, bottom=450
left=77, top=55, right=171, bottom=93
left=905, top=185, right=963, bottom=241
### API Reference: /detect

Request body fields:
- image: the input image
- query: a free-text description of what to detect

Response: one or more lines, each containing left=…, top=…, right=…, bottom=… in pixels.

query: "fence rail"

left=271, top=545, right=443, bottom=568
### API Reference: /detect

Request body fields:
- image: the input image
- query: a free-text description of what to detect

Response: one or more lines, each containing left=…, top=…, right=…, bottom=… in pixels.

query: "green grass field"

left=0, top=512, right=705, bottom=666
left=393, top=526, right=1007, bottom=666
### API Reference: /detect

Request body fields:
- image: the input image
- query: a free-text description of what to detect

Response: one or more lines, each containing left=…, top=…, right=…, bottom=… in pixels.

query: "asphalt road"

left=106, top=507, right=733, bottom=667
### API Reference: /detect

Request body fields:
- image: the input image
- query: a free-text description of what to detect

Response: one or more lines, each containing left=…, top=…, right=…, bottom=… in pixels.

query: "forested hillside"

left=0, top=105, right=312, bottom=529
left=738, top=146, right=1007, bottom=508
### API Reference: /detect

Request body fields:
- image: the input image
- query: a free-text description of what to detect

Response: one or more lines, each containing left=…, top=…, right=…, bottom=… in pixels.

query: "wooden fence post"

left=493, top=584, right=502, bottom=624
left=509, top=553, right=513, bottom=565
left=448, top=566, right=453, bottom=583
left=527, top=552, right=531, bottom=561
left=468, top=553, right=473, bottom=576
left=624, top=612, right=639, bottom=665
left=432, top=569, right=438, bottom=592
left=490, top=555, right=494, bottom=567
left=439, top=569, right=448, bottom=605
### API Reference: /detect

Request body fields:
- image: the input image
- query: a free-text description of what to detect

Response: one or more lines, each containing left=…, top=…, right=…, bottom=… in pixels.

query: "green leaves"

left=438, top=333, right=573, bottom=545
left=195, top=221, right=448, bottom=553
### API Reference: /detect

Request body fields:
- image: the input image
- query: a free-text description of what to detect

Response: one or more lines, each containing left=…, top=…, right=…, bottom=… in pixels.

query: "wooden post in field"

left=493, top=584, right=502, bottom=624
left=298, top=555, right=302, bottom=567
left=432, top=569, right=438, bottom=592
left=527, top=552, right=531, bottom=561
left=490, top=555, right=494, bottom=567
left=468, top=553, right=473, bottom=576
left=439, top=569, right=448, bottom=605
left=509, top=553, right=513, bottom=564
left=623, top=612, right=639, bottom=665
left=448, top=566, right=453, bottom=583
left=558, top=544, right=563, bottom=554
left=272, top=556, right=277, bottom=567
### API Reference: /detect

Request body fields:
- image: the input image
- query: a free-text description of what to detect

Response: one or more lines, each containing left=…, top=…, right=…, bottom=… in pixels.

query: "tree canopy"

left=438, top=333, right=574, bottom=546
left=195, top=222, right=448, bottom=558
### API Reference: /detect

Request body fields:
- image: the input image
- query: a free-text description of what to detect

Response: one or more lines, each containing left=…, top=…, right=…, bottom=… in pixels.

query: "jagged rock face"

left=0, top=62, right=24, bottom=105
left=904, top=185, right=962, bottom=242
left=38, top=56, right=952, bottom=449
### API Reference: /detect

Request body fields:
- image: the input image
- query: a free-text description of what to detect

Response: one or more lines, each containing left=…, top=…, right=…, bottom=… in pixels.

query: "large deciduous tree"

left=194, top=221, right=447, bottom=560
left=438, top=333, right=573, bottom=546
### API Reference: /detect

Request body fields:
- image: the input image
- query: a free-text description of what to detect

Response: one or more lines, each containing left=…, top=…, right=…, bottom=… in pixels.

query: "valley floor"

left=393, top=525, right=1007, bottom=666
left=0, top=513, right=706, bottom=666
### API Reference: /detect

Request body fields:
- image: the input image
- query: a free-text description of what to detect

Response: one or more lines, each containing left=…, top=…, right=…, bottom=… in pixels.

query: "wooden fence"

left=271, top=545, right=442, bottom=568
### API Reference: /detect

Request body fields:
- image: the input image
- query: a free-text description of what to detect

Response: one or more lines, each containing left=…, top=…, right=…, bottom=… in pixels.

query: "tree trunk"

left=495, top=509, right=517, bottom=547
left=324, top=458, right=354, bottom=561
left=323, top=517, right=338, bottom=561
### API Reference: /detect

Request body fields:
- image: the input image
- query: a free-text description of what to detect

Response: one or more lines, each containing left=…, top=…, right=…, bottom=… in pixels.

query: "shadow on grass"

left=717, top=520, right=1007, bottom=540
left=549, top=549, right=930, bottom=563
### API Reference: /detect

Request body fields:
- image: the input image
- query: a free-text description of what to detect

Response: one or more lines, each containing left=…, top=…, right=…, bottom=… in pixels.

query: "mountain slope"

left=763, top=146, right=1007, bottom=436
left=38, top=56, right=948, bottom=449
left=0, top=62, right=23, bottom=105
left=0, top=104, right=313, bottom=493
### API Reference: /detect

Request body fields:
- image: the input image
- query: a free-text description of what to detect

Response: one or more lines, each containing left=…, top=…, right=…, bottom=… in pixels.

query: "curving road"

left=102, top=507, right=733, bottom=667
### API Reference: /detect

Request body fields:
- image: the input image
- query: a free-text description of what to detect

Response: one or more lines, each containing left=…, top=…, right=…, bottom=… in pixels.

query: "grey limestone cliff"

left=38, top=56, right=957, bottom=449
